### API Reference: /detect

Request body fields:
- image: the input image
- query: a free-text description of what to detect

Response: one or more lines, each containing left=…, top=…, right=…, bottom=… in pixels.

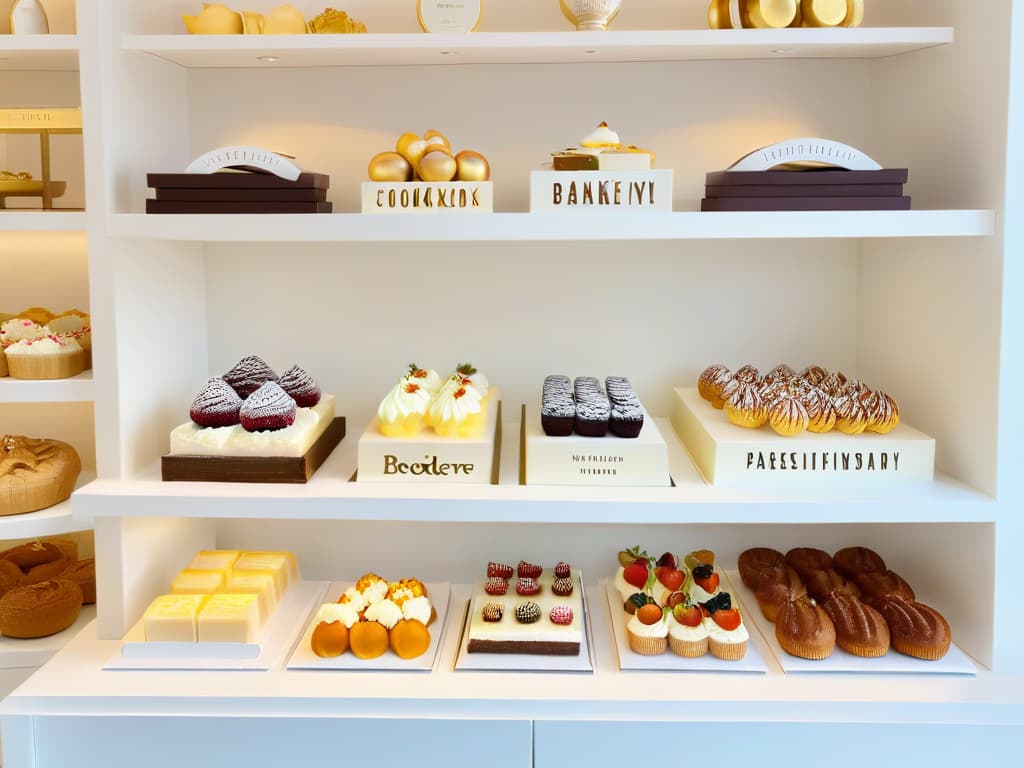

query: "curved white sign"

left=185, top=146, right=302, bottom=180
left=728, top=138, right=882, bottom=172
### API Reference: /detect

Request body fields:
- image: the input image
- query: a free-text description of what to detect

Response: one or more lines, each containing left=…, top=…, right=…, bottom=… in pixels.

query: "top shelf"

left=121, top=27, right=954, bottom=69
left=0, top=35, right=79, bottom=71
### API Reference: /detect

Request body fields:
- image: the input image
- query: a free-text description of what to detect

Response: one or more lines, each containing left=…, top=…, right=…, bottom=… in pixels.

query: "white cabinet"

left=1, top=0, right=1022, bottom=764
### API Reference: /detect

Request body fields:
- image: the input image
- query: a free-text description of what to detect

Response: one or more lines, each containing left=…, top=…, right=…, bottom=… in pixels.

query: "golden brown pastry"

left=823, top=592, right=890, bottom=657
left=0, top=560, right=22, bottom=598
left=0, top=437, right=82, bottom=517
left=755, top=566, right=806, bottom=623
left=737, top=547, right=786, bottom=590
left=724, top=381, right=768, bottom=429
left=784, top=547, right=834, bottom=579
left=23, top=556, right=72, bottom=585
left=0, top=579, right=83, bottom=638
left=800, top=365, right=829, bottom=386
left=47, top=538, right=79, bottom=563
left=768, top=392, right=809, bottom=437
left=311, top=620, right=349, bottom=657
left=59, top=558, right=95, bottom=604
left=698, top=364, right=732, bottom=409
left=871, top=595, right=951, bottom=660
left=802, top=387, right=837, bottom=433
left=866, top=390, right=900, bottom=434
left=775, top=597, right=835, bottom=660
left=855, top=570, right=916, bottom=603
left=832, top=547, right=887, bottom=579
left=3, top=541, right=64, bottom=571
left=803, top=568, right=860, bottom=603
left=834, top=382, right=871, bottom=435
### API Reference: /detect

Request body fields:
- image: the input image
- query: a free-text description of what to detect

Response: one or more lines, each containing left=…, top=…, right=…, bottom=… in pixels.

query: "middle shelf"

left=71, top=421, right=992, bottom=525
left=0, top=370, right=93, bottom=404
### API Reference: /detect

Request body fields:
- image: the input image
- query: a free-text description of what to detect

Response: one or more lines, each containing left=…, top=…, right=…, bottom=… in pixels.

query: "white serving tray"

left=286, top=581, right=451, bottom=671
left=603, top=579, right=769, bottom=674
left=454, top=580, right=594, bottom=673
left=105, top=580, right=327, bottom=671
left=726, top=569, right=977, bottom=675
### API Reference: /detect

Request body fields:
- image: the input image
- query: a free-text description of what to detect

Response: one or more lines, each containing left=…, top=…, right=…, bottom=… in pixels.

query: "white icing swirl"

left=706, top=616, right=749, bottom=644
left=581, top=122, right=621, bottom=148
left=666, top=612, right=709, bottom=642
left=317, top=602, right=361, bottom=629
left=378, top=377, right=433, bottom=423
left=364, top=598, right=403, bottom=630
left=0, top=319, right=49, bottom=346
left=627, top=614, right=668, bottom=638
left=340, top=587, right=368, bottom=612
left=402, top=596, right=432, bottom=625
left=4, top=336, right=81, bottom=356
left=429, top=375, right=483, bottom=425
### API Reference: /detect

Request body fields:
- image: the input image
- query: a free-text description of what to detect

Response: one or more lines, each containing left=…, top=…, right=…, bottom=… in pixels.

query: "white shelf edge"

left=0, top=472, right=96, bottom=539
left=120, top=28, right=954, bottom=68
left=0, top=370, right=94, bottom=404
left=0, top=605, right=95, bottom=671
left=106, top=210, right=995, bottom=243
left=0, top=35, right=80, bottom=72
left=0, top=212, right=87, bottom=232
left=70, top=420, right=994, bottom=524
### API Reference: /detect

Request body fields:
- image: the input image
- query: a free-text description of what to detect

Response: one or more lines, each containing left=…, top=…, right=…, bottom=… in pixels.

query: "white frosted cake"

left=467, top=563, right=583, bottom=656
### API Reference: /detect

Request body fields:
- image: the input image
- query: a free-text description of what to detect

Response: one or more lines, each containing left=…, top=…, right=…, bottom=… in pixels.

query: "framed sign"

left=417, top=0, right=483, bottom=33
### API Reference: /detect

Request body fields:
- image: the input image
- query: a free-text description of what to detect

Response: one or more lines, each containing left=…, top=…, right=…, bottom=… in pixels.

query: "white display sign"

left=362, top=181, right=493, bottom=214
left=417, top=0, right=483, bottom=33
left=671, top=388, right=935, bottom=488
left=185, top=146, right=302, bottom=180
left=530, top=170, right=673, bottom=212
left=728, top=138, right=883, bottom=172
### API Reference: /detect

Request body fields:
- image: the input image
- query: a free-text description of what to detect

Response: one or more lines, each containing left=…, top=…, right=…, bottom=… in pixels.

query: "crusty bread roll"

left=0, top=560, right=22, bottom=599
left=0, top=436, right=81, bottom=517
left=775, top=597, right=836, bottom=660
left=59, top=558, right=95, bottom=604
left=0, top=579, right=82, bottom=638
left=2, top=541, right=64, bottom=571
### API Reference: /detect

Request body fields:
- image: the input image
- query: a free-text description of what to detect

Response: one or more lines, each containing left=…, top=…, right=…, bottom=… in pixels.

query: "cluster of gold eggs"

left=708, top=0, right=863, bottom=29
left=368, top=131, right=491, bottom=184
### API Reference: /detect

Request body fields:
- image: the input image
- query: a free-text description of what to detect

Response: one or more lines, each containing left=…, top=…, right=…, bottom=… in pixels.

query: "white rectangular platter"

left=726, top=570, right=977, bottom=675
left=286, top=581, right=451, bottom=672
left=603, top=580, right=769, bottom=674
left=455, top=578, right=594, bottom=673
left=672, top=387, right=935, bottom=488
left=105, top=580, right=327, bottom=672
left=523, top=406, right=671, bottom=487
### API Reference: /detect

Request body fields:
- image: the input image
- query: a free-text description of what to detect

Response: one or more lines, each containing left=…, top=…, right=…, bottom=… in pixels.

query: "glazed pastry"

left=573, top=377, right=611, bottom=437
left=378, top=374, right=433, bottom=437
left=427, top=374, right=485, bottom=438
left=871, top=595, right=951, bottom=660
left=0, top=579, right=82, bottom=638
left=802, top=386, right=837, bottom=433
left=189, top=378, right=243, bottom=428
left=697, top=364, right=732, bottom=409
left=277, top=365, right=321, bottom=408
left=768, top=364, right=796, bottom=380
left=541, top=375, right=575, bottom=437
left=834, top=383, right=870, bottom=435
left=866, top=390, right=900, bottom=434
left=605, top=376, right=644, bottom=438
left=800, top=365, right=829, bottom=386
left=737, top=547, right=786, bottom=590
left=0, top=436, right=81, bottom=518
left=855, top=570, right=916, bottom=603
left=823, top=591, right=890, bottom=658
left=239, top=382, right=297, bottom=432
left=775, top=597, right=836, bottom=660
left=803, top=568, right=859, bottom=603
left=754, top=566, right=806, bottom=623
left=767, top=392, right=808, bottom=437
left=348, top=620, right=390, bottom=659
left=832, top=547, right=887, bottom=579
left=222, top=355, right=278, bottom=398
left=785, top=547, right=834, bottom=579
left=724, top=381, right=767, bottom=429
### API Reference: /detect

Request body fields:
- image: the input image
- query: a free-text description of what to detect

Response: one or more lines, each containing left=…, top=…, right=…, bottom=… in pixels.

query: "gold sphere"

left=423, top=130, right=451, bottom=152
left=368, top=151, right=413, bottom=182
left=418, top=150, right=458, bottom=182
left=455, top=150, right=490, bottom=182
left=800, top=0, right=846, bottom=26
left=396, top=133, right=429, bottom=168
left=743, top=0, right=798, bottom=28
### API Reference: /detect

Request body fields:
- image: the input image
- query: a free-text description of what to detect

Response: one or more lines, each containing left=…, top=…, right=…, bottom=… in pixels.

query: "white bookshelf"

left=0, top=212, right=86, bottom=232
left=0, top=371, right=93, bottom=403
left=0, top=35, right=78, bottom=72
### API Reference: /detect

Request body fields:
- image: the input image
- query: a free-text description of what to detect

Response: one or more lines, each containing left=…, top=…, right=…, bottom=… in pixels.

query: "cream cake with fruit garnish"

left=551, top=122, right=655, bottom=172
left=169, top=356, right=335, bottom=457
left=467, top=560, right=583, bottom=655
left=3, top=334, right=85, bottom=380
left=378, top=365, right=435, bottom=438
left=376, top=361, right=491, bottom=439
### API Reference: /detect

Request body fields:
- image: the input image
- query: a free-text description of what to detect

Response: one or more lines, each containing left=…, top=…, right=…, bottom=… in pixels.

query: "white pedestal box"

left=357, top=394, right=502, bottom=484
left=361, top=182, right=493, bottom=214
left=529, top=171, right=673, bottom=212
left=522, top=406, right=671, bottom=487
left=671, top=388, right=935, bottom=488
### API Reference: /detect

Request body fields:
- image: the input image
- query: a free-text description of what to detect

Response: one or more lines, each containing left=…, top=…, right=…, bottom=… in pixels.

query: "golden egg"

left=455, top=150, right=491, bottom=182
left=418, top=150, right=458, bottom=182
left=396, top=133, right=429, bottom=168
left=800, top=0, right=846, bottom=26
left=423, top=130, right=451, bottom=152
left=368, top=152, right=413, bottom=182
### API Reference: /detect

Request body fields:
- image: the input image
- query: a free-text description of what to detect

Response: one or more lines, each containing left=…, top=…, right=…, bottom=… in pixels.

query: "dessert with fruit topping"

left=377, top=362, right=491, bottom=439
left=627, top=602, right=668, bottom=655
left=468, top=560, right=583, bottom=655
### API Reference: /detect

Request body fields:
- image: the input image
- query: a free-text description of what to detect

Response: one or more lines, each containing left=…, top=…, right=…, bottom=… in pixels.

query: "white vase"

left=10, top=0, right=51, bottom=35
left=560, top=0, right=622, bottom=31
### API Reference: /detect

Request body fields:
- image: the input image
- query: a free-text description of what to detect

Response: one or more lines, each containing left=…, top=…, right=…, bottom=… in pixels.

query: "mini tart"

left=872, top=596, right=951, bottom=661
left=775, top=597, right=836, bottom=660
left=626, top=613, right=667, bottom=656
left=666, top=612, right=708, bottom=658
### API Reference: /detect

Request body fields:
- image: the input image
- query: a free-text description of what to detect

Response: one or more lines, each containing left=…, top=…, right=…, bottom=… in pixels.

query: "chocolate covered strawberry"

left=239, top=382, right=297, bottom=432
left=277, top=365, right=321, bottom=408
left=189, top=377, right=243, bottom=428
left=223, top=355, right=278, bottom=398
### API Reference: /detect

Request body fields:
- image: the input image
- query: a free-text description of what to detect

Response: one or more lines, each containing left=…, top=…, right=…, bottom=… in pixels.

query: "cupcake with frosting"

left=427, top=374, right=485, bottom=438
left=4, top=334, right=85, bottom=380
left=667, top=602, right=709, bottom=658
left=378, top=374, right=434, bottom=437
left=626, top=603, right=668, bottom=655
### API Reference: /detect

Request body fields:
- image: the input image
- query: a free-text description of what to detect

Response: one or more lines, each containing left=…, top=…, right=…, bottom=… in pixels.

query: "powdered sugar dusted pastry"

left=767, top=391, right=808, bottom=437
left=239, top=382, right=297, bottom=432
left=698, top=364, right=732, bottom=409
left=541, top=375, right=575, bottom=437
left=189, top=377, right=243, bottom=428
left=277, top=365, right=321, bottom=408
left=605, top=376, right=644, bottom=438
left=724, top=381, right=767, bottom=429
left=573, top=377, right=610, bottom=437
left=223, top=356, right=278, bottom=399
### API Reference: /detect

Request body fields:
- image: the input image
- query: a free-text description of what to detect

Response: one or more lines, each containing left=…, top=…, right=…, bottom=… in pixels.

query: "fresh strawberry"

left=656, top=552, right=676, bottom=569
left=673, top=604, right=703, bottom=627
left=657, top=567, right=685, bottom=592
left=694, top=572, right=720, bottom=594
left=623, top=561, right=649, bottom=589
left=712, top=608, right=742, bottom=631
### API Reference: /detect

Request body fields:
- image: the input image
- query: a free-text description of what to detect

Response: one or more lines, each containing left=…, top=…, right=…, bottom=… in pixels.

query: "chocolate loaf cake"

left=541, top=375, right=575, bottom=436
left=573, top=377, right=610, bottom=437
left=605, top=376, right=644, bottom=438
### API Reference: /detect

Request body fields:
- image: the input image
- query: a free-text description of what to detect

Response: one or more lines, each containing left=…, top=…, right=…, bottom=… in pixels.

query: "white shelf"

left=0, top=35, right=79, bottom=71
left=0, top=606, right=94, bottom=671
left=1, top=590, right=1011, bottom=727
left=121, top=28, right=954, bottom=69
left=0, top=212, right=86, bottom=232
left=0, top=472, right=96, bottom=539
left=106, top=210, right=994, bottom=243
left=71, top=421, right=993, bottom=525
left=0, top=370, right=93, bottom=404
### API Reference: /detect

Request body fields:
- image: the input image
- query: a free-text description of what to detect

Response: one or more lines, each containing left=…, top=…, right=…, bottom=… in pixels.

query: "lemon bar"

left=197, top=593, right=262, bottom=643
left=188, top=550, right=241, bottom=571
left=143, top=594, right=208, bottom=642
left=224, top=570, right=278, bottom=622
left=171, top=569, right=228, bottom=595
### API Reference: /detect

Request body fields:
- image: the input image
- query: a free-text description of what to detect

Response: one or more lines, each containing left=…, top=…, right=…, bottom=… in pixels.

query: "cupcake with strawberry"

left=704, top=593, right=748, bottom=660
left=688, top=558, right=722, bottom=606
left=667, top=601, right=709, bottom=658
left=614, top=546, right=654, bottom=605
left=626, top=602, right=668, bottom=655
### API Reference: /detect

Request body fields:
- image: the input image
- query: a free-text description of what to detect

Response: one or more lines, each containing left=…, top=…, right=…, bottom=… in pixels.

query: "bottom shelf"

left=0, top=605, right=95, bottom=670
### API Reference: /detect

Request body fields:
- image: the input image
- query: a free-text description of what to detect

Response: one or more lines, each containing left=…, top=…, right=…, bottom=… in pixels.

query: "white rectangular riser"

left=530, top=170, right=673, bottom=212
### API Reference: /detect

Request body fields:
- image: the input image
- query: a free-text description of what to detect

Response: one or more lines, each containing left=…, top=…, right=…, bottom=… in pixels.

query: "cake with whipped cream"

left=467, top=560, right=583, bottom=655
left=551, top=122, right=655, bottom=172
left=169, top=355, right=335, bottom=457
left=3, top=334, right=85, bottom=380
left=377, top=362, right=491, bottom=439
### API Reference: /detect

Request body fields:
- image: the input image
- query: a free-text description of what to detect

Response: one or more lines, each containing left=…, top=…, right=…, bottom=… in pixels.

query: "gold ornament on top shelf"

left=183, top=4, right=366, bottom=34
left=560, top=0, right=622, bottom=31
left=368, top=130, right=490, bottom=183
left=799, top=0, right=847, bottom=26
left=707, top=0, right=863, bottom=28
left=308, top=8, right=367, bottom=34
left=182, top=3, right=243, bottom=34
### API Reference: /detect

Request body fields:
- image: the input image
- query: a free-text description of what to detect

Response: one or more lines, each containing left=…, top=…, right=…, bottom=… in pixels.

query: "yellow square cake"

left=143, top=594, right=209, bottom=642
left=171, top=569, right=228, bottom=595
left=224, top=570, right=278, bottom=622
left=188, top=550, right=241, bottom=571
left=197, top=593, right=262, bottom=643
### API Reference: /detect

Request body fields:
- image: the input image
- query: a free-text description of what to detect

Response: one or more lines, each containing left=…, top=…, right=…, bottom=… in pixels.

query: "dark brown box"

left=146, top=199, right=333, bottom=214
left=154, top=187, right=328, bottom=203
left=147, top=171, right=330, bottom=190
left=705, top=183, right=904, bottom=198
left=700, top=196, right=912, bottom=212
left=705, top=169, right=909, bottom=186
